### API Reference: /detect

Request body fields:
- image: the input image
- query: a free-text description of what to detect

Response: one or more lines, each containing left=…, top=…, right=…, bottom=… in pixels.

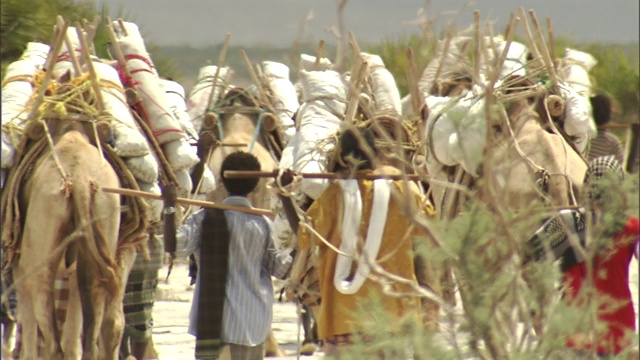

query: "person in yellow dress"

left=289, top=127, right=441, bottom=358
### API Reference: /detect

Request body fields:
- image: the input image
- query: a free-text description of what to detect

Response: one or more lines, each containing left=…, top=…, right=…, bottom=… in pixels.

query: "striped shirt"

left=180, top=196, right=292, bottom=346
left=588, top=129, right=625, bottom=165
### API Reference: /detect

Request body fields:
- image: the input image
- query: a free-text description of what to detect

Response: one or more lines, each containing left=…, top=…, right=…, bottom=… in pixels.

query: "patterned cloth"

left=584, top=155, right=625, bottom=203
left=123, top=234, right=164, bottom=341
left=588, top=130, right=625, bottom=165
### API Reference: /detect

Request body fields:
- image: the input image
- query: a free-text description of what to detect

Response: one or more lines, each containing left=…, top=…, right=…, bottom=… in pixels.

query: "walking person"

left=179, top=151, right=292, bottom=360
left=524, top=155, right=639, bottom=357
left=588, top=93, right=625, bottom=164
left=278, top=128, right=441, bottom=358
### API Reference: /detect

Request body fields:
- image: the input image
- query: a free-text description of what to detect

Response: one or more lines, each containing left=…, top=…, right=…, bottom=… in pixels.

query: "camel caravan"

left=1, top=7, right=636, bottom=360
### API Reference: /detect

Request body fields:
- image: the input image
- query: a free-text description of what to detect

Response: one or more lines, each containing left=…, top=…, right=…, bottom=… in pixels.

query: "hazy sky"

left=96, top=0, right=639, bottom=47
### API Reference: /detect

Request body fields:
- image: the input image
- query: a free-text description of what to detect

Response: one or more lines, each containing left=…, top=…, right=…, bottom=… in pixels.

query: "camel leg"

left=1, top=321, right=15, bottom=358
left=101, top=247, right=136, bottom=360
left=60, top=264, right=82, bottom=360
left=77, top=260, right=107, bottom=360
left=264, top=329, right=283, bottom=357
left=300, top=305, right=317, bottom=355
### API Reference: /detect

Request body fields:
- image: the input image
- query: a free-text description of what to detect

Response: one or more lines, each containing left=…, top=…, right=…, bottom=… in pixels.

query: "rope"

left=248, top=109, right=266, bottom=153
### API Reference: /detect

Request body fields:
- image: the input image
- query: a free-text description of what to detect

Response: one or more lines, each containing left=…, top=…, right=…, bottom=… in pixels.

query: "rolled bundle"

left=360, top=52, right=402, bottom=117
left=174, top=167, right=193, bottom=195
left=194, top=166, right=216, bottom=194
left=559, top=84, right=596, bottom=155
left=1, top=42, right=50, bottom=168
left=162, top=139, right=200, bottom=172
left=113, top=20, right=184, bottom=144
left=298, top=54, right=333, bottom=71
left=418, top=36, right=472, bottom=97
left=293, top=69, right=347, bottom=200
left=161, top=79, right=198, bottom=140
left=424, top=91, right=487, bottom=176
left=186, top=65, right=230, bottom=133
left=559, top=48, right=597, bottom=98
left=94, top=62, right=150, bottom=158
left=262, top=61, right=298, bottom=143
left=137, top=180, right=163, bottom=223
left=125, top=153, right=159, bottom=184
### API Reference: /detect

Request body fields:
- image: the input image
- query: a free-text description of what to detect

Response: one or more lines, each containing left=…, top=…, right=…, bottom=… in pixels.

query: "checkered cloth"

left=123, top=234, right=164, bottom=341
left=584, top=155, right=625, bottom=202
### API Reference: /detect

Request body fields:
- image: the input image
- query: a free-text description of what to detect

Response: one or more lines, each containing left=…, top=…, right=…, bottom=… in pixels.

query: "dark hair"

left=220, top=151, right=261, bottom=196
left=339, top=127, right=377, bottom=171
left=590, top=93, right=612, bottom=126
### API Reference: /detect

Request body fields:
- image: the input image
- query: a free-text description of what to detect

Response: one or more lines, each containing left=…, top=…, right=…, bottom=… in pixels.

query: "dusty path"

left=152, top=262, right=324, bottom=359
left=151, top=256, right=639, bottom=359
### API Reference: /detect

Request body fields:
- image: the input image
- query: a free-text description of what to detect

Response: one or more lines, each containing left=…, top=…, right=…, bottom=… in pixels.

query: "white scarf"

left=334, top=179, right=391, bottom=294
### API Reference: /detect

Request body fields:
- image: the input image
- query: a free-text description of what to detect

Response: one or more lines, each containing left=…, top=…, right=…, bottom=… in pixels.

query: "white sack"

left=93, top=61, right=151, bottom=157
left=294, top=70, right=347, bottom=199
left=298, top=54, right=333, bottom=71
left=125, top=153, right=159, bottom=184
left=161, top=79, right=198, bottom=140
left=186, top=65, right=230, bottom=133
left=114, top=20, right=183, bottom=144
left=137, top=180, right=163, bottom=223
left=262, top=61, right=299, bottom=143
left=360, top=53, right=402, bottom=116
left=174, top=167, right=193, bottom=195
left=560, top=84, right=596, bottom=155
left=560, top=48, right=597, bottom=98
left=52, top=28, right=82, bottom=79
left=163, top=139, right=200, bottom=171
left=1, top=133, right=15, bottom=168
left=194, top=166, right=216, bottom=194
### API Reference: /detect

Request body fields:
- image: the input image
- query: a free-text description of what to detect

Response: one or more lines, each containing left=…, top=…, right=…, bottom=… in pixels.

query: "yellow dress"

left=297, top=174, right=437, bottom=340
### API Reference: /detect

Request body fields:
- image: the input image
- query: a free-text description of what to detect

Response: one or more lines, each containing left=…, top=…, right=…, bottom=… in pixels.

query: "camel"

left=7, top=79, right=137, bottom=359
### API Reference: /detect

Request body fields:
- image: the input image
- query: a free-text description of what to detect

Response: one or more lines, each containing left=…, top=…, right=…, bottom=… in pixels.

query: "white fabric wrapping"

left=298, top=54, right=333, bottom=71
left=262, top=61, right=299, bottom=143
left=163, top=139, right=200, bottom=171
left=270, top=135, right=300, bottom=250
left=424, top=92, right=487, bottom=175
left=1, top=133, right=15, bottom=168
left=186, top=65, right=230, bottom=133
left=418, top=36, right=472, bottom=98
left=560, top=84, right=597, bottom=155
left=125, top=153, right=159, bottom=184
left=334, top=179, right=391, bottom=295
left=360, top=53, right=402, bottom=116
left=161, top=79, right=198, bottom=140
left=114, top=20, right=183, bottom=144
left=93, top=62, right=151, bottom=158
left=194, top=166, right=216, bottom=194
left=294, top=70, right=347, bottom=199
left=493, top=39, right=528, bottom=79
left=1, top=43, right=49, bottom=167
left=174, top=167, right=193, bottom=194
left=560, top=48, right=597, bottom=99
left=137, top=180, right=163, bottom=222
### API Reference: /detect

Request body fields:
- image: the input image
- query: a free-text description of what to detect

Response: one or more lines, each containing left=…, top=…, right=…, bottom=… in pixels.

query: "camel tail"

left=72, top=181, right=121, bottom=297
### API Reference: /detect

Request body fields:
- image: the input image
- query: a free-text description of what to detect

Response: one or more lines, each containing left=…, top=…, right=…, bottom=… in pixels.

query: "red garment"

left=563, top=217, right=640, bottom=355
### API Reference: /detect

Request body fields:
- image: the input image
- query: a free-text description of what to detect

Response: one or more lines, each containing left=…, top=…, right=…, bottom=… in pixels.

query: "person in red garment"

left=562, top=156, right=639, bottom=357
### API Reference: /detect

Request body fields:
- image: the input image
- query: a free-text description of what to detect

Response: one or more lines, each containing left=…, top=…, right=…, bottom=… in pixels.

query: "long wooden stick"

left=528, top=9, right=558, bottom=87
left=76, top=25, right=105, bottom=110
left=224, top=170, right=423, bottom=181
left=545, top=18, right=558, bottom=70
left=405, top=47, right=423, bottom=115
left=205, top=33, right=231, bottom=113
left=101, top=187, right=274, bottom=218
left=27, top=20, right=68, bottom=122
left=518, top=7, right=541, bottom=67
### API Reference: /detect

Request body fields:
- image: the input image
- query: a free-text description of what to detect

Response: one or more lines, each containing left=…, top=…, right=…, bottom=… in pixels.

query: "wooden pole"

left=223, top=170, right=424, bottom=181
left=27, top=19, right=68, bottom=122
left=205, top=33, right=231, bottom=113
left=76, top=25, right=105, bottom=111
left=528, top=9, right=558, bottom=87
left=545, top=18, right=558, bottom=70
left=314, top=39, right=326, bottom=70
left=405, top=47, right=423, bottom=115
left=101, top=187, right=275, bottom=218
left=518, top=7, right=541, bottom=67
